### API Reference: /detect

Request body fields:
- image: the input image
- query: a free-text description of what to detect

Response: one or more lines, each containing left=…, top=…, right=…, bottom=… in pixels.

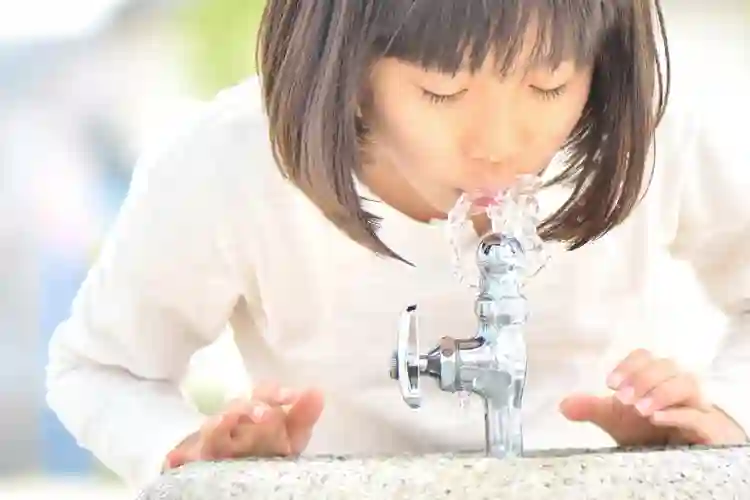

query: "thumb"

left=559, top=393, right=616, bottom=428
left=286, top=388, right=325, bottom=454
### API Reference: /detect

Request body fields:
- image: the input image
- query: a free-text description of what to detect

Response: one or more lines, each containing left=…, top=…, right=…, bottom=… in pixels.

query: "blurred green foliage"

left=176, top=0, right=267, bottom=98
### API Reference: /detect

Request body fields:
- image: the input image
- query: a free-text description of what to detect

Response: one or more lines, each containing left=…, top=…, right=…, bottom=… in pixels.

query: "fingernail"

left=607, top=372, right=624, bottom=389
left=635, top=398, right=652, bottom=415
left=616, top=386, right=634, bottom=404
left=251, top=403, right=268, bottom=423
left=278, top=388, right=297, bottom=404
left=208, top=414, right=225, bottom=429
left=224, top=410, right=244, bottom=424
left=219, top=414, right=232, bottom=429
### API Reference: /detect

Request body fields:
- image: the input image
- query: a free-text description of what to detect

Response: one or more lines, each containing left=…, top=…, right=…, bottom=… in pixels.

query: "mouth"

left=469, top=195, right=497, bottom=208
left=445, top=190, right=502, bottom=223
left=459, top=187, right=504, bottom=205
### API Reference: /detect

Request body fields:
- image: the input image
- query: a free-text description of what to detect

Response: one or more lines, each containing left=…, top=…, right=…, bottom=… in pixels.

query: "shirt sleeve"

left=45, top=104, right=251, bottom=490
left=667, top=88, right=750, bottom=438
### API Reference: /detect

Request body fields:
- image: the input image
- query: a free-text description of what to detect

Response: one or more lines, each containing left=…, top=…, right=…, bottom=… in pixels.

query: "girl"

left=46, top=0, right=750, bottom=491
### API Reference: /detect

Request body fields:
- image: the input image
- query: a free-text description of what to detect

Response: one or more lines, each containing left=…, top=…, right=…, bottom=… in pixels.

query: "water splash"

left=445, top=174, right=549, bottom=289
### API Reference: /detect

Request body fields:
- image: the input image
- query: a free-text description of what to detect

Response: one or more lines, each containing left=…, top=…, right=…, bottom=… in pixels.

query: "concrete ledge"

left=137, top=445, right=750, bottom=499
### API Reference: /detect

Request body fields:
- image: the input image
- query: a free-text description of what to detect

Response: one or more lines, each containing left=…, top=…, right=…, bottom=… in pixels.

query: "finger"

left=650, top=407, right=715, bottom=445
left=286, top=388, right=325, bottom=454
left=616, top=357, right=680, bottom=406
left=251, top=381, right=282, bottom=404
left=206, top=400, right=277, bottom=459
left=223, top=398, right=270, bottom=426
left=251, top=381, right=299, bottom=406
left=559, top=393, right=612, bottom=423
left=198, top=414, right=232, bottom=459
left=166, top=427, right=208, bottom=468
left=164, top=451, right=182, bottom=470
left=633, top=373, right=706, bottom=417
left=165, top=441, right=193, bottom=470
left=560, top=394, right=668, bottom=446
left=214, top=399, right=292, bottom=457
left=651, top=407, right=748, bottom=446
left=206, top=409, right=259, bottom=459
left=607, top=348, right=653, bottom=390
left=229, top=405, right=292, bottom=457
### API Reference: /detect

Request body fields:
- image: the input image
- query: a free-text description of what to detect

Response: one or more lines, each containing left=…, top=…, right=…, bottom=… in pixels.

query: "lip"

left=462, top=182, right=509, bottom=197
left=462, top=173, right=541, bottom=197
left=470, top=195, right=497, bottom=208
left=462, top=186, right=503, bottom=201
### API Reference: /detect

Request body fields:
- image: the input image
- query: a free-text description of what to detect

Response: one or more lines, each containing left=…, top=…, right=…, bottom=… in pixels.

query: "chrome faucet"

left=389, top=230, right=533, bottom=458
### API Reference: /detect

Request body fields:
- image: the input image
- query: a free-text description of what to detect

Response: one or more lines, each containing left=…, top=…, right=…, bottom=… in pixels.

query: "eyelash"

left=422, top=89, right=466, bottom=104
left=422, top=85, right=567, bottom=104
left=531, top=85, right=567, bottom=100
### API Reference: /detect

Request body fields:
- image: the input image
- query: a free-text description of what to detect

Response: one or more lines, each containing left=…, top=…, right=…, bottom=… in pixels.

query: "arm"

left=45, top=106, right=251, bottom=489
left=667, top=90, right=750, bottom=438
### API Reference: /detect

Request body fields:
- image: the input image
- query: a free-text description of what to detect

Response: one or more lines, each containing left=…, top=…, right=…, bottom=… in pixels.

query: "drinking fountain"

left=390, top=176, right=546, bottom=458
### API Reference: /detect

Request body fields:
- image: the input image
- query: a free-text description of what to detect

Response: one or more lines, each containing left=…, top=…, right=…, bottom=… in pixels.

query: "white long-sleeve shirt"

left=46, top=76, right=750, bottom=491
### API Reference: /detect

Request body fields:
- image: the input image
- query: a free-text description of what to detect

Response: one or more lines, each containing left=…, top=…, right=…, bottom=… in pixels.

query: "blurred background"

left=0, top=0, right=747, bottom=498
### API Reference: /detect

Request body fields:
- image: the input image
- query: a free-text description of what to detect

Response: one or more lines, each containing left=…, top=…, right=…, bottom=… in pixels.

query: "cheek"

left=556, top=80, right=592, bottom=135
left=546, top=112, right=581, bottom=144
left=531, top=96, right=589, bottom=149
left=375, top=99, right=460, bottom=170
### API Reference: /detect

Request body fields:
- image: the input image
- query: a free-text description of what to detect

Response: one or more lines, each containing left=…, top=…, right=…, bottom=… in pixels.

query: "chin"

left=431, top=191, right=463, bottom=215
left=411, top=183, right=463, bottom=217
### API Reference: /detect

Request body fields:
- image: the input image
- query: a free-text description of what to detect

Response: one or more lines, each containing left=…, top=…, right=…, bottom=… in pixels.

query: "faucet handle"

left=389, top=304, right=422, bottom=408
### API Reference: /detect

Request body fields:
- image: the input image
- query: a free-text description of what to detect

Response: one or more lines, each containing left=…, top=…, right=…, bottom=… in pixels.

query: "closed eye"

left=530, top=84, right=567, bottom=100
left=421, top=88, right=467, bottom=104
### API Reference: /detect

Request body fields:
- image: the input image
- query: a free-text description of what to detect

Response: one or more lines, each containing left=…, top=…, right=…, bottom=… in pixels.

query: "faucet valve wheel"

left=390, top=304, right=422, bottom=408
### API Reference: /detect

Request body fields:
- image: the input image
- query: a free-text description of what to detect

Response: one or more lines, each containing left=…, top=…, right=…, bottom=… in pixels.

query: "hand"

left=559, top=349, right=746, bottom=447
left=164, top=382, right=325, bottom=470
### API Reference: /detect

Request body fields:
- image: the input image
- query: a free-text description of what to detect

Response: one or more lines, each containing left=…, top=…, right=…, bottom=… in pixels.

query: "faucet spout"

left=484, top=387, right=523, bottom=457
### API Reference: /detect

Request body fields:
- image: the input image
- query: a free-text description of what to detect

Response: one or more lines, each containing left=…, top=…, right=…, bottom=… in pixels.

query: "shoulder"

left=652, top=66, right=749, bottom=162
left=163, top=76, right=277, bottom=183
left=655, top=74, right=748, bottom=173
left=131, top=75, right=295, bottom=217
left=647, top=71, right=750, bottom=236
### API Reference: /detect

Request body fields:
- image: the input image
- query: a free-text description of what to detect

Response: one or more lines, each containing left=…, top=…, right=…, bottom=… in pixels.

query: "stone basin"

left=137, top=444, right=750, bottom=499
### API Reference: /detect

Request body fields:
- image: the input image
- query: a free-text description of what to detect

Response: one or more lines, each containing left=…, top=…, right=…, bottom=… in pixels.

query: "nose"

left=465, top=104, right=523, bottom=168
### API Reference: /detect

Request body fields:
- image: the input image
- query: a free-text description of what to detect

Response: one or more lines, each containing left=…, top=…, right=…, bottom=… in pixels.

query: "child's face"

left=364, top=49, right=594, bottom=216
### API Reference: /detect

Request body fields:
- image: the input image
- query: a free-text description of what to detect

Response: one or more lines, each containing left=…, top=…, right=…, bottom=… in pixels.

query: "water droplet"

left=457, top=390, right=472, bottom=411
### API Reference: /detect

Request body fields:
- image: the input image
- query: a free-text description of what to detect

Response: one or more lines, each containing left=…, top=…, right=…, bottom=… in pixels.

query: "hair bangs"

left=372, top=0, right=613, bottom=75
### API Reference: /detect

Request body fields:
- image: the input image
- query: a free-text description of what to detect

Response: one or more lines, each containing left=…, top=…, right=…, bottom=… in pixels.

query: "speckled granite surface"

left=137, top=445, right=750, bottom=499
